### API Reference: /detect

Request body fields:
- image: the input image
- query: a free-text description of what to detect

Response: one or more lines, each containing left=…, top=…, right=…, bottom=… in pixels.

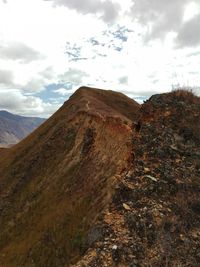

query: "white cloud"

left=0, top=69, right=14, bottom=86
left=54, top=87, right=76, bottom=96
left=0, top=89, right=60, bottom=117
left=38, top=67, right=55, bottom=80
left=0, top=41, right=45, bottom=63
left=22, top=78, right=48, bottom=92
left=0, top=0, right=199, bottom=117
left=46, top=0, right=121, bottom=22
left=183, top=2, right=200, bottom=22
left=58, top=68, right=89, bottom=86
left=130, top=0, right=200, bottom=45
left=175, top=14, right=200, bottom=47
left=119, top=76, right=128, bottom=85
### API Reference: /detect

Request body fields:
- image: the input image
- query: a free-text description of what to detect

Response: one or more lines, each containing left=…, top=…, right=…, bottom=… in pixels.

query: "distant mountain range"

left=0, top=110, right=45, bottom=147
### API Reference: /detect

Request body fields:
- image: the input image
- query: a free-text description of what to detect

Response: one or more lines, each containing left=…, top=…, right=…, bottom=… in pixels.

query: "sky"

left=0, top=0, right=200, bottom=117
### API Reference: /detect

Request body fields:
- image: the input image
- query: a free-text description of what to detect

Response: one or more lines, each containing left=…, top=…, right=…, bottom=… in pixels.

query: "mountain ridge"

left=0, top=87, right=199, bottom=266
left=0, top=87, right=140, bottom=266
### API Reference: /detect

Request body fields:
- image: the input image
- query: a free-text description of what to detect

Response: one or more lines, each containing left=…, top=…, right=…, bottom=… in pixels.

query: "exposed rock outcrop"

left=0, top=87, right=199, bottom=267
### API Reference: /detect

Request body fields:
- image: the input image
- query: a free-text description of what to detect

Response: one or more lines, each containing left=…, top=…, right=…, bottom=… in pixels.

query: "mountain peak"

left=66, top=87, right=140, bottom=122
left=0, top=87, right=199, bottom=267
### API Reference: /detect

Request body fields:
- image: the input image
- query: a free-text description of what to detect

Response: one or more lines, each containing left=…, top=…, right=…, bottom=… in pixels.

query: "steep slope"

left=73, top=90, right=200, bottom=267
left=0, top=88, right=199, bottom=267
left=0, top=87, right=140, bottom=266
left=0, top=110, right=45, bottom=147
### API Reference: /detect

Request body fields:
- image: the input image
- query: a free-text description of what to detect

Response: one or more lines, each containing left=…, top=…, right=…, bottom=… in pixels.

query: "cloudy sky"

left=0, top=0, right=200, bottom=117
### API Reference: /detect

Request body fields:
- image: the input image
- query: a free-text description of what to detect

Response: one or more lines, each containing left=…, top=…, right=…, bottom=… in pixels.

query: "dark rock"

left=190, top=201, right=200, bottom=215
left=82, top=128, right=96, bottom=155
left=85, top=227, right=103, bottom=247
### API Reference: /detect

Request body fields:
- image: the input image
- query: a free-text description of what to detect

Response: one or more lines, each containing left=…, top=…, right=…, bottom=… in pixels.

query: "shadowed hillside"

left=0, top=87, right=199, bottom=267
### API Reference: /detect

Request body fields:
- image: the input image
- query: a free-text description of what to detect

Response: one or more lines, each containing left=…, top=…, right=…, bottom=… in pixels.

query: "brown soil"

left=0, top=87, right=199, bottom=267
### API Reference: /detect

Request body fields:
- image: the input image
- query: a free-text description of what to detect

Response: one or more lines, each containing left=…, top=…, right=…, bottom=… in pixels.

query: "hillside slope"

left=73, top=89, right=200, bottom=267
left=0, top=87, right=140, bottom=266
left=0, top=110, right=45, bottom=147
left=0, top=88, right=199, bottom=266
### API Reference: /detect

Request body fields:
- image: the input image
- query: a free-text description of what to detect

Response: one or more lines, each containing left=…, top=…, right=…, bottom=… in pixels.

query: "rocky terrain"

left=0, top=110, right=45, bottom=147
left=72, top=89, right=200, bottom=267
left=0, top=87, right=199, bottom=266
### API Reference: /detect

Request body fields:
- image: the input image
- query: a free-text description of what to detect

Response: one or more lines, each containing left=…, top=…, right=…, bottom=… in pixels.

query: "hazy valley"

left=0, top=111, right=45, bottom=148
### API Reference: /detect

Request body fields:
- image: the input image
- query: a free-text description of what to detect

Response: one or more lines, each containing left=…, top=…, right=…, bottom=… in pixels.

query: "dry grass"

left=171, top=86, right=199, bottom=102
left=0, top=87, right=136, bottom=266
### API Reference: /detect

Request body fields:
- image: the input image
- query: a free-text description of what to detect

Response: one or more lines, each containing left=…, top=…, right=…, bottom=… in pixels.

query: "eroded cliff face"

left=0, top=87, right=140, bottom=266
left=72, top=90, right=200, bottom=267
